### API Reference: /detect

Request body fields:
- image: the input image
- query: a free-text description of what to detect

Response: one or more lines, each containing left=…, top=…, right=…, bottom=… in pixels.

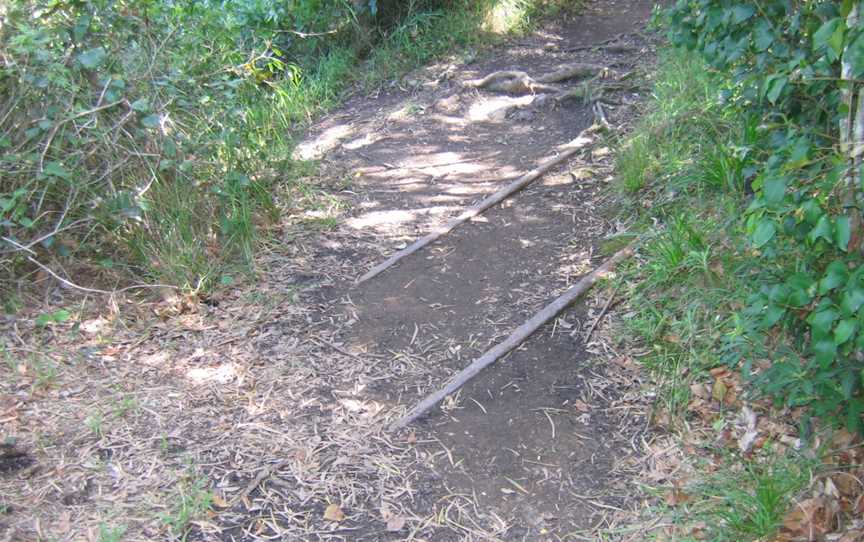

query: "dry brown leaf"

left=323, top=503, right=346, bottom=522
left=386, top=515, right=406, bottom=532
left=664, top=487, right=692, bottom=507
left=211, top=493, right=230, bottom=508
left=781, top=497, right=836, bottom=540
left=839, top=529, right=864, bottom=542
left=574, top=399, right=591, bottom=413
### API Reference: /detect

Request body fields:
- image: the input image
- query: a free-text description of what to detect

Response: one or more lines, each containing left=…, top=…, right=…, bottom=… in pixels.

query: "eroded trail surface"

left=277, top=1, right=657, bottom=539
left=1, top=2, right=658, bottom=541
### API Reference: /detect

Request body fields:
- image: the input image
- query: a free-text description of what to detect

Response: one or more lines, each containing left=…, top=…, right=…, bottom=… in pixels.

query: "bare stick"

left=389, top=245, right=635, bottom=431
left=24, top=254, right=178, bottom=295
left=357, top=129, right=598, bottom=284
left=584, top=283, right=621, bottom=341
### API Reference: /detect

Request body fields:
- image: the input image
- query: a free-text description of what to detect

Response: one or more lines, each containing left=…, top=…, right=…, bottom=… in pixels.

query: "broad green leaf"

left=77, top=47, right=107, bottom=70
left=813, top=339, right=838, bottom=368
left=131, top=98, right=150, bottom=113
left=36, top=309, right=71, bottom=327
left=836, top=215, right=851, bottom=251
left=808, top=215, right=834, bottom=243
left=752, top=218, right=776, bottom=248
left=43, top=161, right=70, bottom=179
left=762, top=304, right=786, bottom=328
left=841, top=287, right=864, bottom=316
left=835, top=318, right=857, bottom=345
left=819, top=260, right=849, bottom=294
left=753, top=20, right=774, bottom=52
left=814, top=18, right=842, bottom=53
left=766, top=75, right=787, bottom=104
left=810, top=308, right=838, bottom=340
left=731, top=4, right=756, bottom=23
left=141, top=114, right=161, bottom=129
left=762, top=176, right=786, bottom=204
left=787, top=273, right=816, bottom=308
left=802, top=199, right=823, bottom=225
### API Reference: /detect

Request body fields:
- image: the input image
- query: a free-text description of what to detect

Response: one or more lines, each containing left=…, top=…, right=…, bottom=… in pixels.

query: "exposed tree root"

left=464, top=70, right=559, bottom=94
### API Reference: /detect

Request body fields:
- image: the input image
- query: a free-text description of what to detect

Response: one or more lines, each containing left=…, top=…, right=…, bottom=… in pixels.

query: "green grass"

left=98, top=523, right=127, bottom=542
left=647, top=452, right=816, bottom=542
left=611, top=47, right=753, bottom=418
left=608, top=45, right=817, bottom=542
left=1, top=0, right=586, bottom=295
left=160, top=478, right=213, bottom=538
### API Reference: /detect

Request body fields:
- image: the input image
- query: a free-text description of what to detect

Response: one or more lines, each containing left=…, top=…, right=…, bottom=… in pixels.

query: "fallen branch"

left=357, top=128, right=599, bottom=284
left=228, top=459, right=288, bottom=508
left=389, top=244, right=635, bottom=431
left=584, top=283, right=620, bottom=341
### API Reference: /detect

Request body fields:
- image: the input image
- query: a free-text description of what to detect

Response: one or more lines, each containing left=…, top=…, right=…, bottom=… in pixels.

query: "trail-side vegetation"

left=612, top=1, right=864, bottom=539
left=0, top=0, right=578, bottom=303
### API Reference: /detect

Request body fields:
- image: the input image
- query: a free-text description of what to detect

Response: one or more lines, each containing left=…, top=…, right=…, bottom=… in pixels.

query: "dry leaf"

left=664, top=487, right=692, bottom=507
left=386, top=516, right=406, bottom=532
left=574, top=399, right=591, bottom=413
left=323, top=503, right=346, bottom=522
left=711, top=379, right=727, bottom=403
left=211, top=493, right=229, bottom=508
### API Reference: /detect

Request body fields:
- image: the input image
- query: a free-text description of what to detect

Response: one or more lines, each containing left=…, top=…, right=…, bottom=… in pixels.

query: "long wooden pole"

left=389, top=244, right=634, bottom=431
left=357, top=129, right=597, bottom=284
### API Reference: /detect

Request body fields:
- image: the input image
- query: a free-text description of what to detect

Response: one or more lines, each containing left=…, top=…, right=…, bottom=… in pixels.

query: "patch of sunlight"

left=343, top=132, right=388, bottom=150
left=346, top=206, right=462, bottom=229
left=428, top=113, right=468, bottom=127
left=186, top=363, right=240, bottom=384
left=294, top=123, right=354, bottom=160
left=467, top=95, right=535, bottom=123
left=483, top=0, right=531, bottom=33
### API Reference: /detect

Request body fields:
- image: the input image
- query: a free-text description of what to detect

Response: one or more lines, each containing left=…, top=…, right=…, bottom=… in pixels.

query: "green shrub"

left=660, top=1, right=864, bottom=432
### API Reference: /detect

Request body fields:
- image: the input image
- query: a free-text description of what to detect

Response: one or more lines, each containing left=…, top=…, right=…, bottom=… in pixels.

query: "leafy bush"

left=0, top=0, right=326, bottom=290
left=664, top=1, right=864, bottom=431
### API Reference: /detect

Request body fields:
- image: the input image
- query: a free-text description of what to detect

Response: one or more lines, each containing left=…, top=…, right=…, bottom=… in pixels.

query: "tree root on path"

left=463, top=63, right=605, bottom=95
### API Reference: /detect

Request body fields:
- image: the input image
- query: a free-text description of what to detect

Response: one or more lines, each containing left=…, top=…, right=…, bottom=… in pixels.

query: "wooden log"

left=357, top=129, right=597, bottom=284
left=388, top=244, right=635, bottom=431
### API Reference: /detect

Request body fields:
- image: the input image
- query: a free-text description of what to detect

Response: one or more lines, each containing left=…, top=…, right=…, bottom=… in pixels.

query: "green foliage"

left=160, top=477, right=213, bottom=537
left=0, top=0, right=572, bottom=292
left=691, top=453, right=815, bottom=542
left=614, top=48, right=748, bottom=418
left=663, top=1, right=864, bottom=432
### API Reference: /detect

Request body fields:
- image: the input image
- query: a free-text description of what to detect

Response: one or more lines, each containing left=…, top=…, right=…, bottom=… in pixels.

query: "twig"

left=389, top=245, right=635, bottom=430
left=0, top=218, right=93, bottom=256
left=24, top=253, right=178, bottom=295
left=229, top=459, right=288, bottom=508
left=307, top=336, right=361, bottom=359
left=39, top=100, right=125, bottom=173
left=584, top=284, right=621, bottom=341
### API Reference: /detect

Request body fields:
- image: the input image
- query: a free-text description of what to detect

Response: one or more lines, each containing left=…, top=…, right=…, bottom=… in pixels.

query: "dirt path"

left=1, top=2, right=659, bottom=541
left=280, top=1, right=657, bottom=538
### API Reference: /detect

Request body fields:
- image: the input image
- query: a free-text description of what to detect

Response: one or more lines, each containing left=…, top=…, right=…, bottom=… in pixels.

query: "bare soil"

left=1, top=2, right=660, bottom=541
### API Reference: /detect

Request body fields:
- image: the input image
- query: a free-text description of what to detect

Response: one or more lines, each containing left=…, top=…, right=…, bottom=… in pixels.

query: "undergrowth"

left=610, top=46, right=817, bottom=541
left=0, top=0, right=582, bottom=299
